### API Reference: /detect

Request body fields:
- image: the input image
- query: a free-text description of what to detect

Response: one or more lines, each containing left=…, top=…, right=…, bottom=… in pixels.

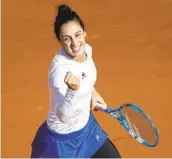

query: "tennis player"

left=30, top=4, right=121, bottom=158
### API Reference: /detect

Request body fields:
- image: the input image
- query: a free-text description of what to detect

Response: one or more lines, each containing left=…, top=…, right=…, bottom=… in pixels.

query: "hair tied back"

left=58, top=4, right=72, bottom=16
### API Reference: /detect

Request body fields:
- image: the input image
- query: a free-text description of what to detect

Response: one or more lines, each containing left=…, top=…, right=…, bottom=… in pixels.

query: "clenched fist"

left=64, top=72, right=80, bottom=90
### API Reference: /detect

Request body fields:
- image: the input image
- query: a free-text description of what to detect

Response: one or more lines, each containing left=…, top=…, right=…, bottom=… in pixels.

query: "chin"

left=73, top=52, right=83, bottom=57
left=74, top=48, right=85, bottom=56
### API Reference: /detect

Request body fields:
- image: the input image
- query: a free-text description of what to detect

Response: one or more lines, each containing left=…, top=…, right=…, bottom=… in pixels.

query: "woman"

left=31, top=4, right=121, bottom=158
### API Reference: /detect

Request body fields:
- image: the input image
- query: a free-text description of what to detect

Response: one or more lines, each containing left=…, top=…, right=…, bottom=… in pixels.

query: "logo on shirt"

left=81, top=72, right=87, bottom=79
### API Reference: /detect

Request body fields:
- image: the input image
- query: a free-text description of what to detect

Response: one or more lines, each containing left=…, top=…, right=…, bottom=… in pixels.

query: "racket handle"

left=94, top=102, right=108, bottom=111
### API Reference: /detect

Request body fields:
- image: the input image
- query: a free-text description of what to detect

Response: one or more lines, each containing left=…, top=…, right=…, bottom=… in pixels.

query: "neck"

left=73, top=53, right=87, bottom=62
left=63, top=49, right=87, bottom=62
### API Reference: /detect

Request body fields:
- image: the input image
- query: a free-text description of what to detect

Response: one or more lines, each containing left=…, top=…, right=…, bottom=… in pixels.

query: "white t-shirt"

left=46, top=43, right=97, bottom=134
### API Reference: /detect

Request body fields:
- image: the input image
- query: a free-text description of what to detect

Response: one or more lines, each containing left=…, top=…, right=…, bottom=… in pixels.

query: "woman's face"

left=59, top=21, right=86, bottom=58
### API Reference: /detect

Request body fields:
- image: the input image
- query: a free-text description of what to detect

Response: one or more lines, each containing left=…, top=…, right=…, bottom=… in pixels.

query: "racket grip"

left=95, top=102, right=108, bottom=111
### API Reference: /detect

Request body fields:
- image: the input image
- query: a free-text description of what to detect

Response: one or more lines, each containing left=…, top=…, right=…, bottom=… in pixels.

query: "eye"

left=63, top=37, right=70, bottom=42
left=76, top=33, right=81, bottom=37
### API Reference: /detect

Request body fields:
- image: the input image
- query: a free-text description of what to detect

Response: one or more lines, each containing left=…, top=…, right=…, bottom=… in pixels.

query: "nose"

left=71, top=37, right=78, bottom=46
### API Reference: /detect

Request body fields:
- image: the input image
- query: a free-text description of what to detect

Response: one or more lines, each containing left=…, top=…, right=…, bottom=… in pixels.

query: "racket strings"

left=122, top=107, right=156, bottom=144
left=125, top=114, right=141, bottom=136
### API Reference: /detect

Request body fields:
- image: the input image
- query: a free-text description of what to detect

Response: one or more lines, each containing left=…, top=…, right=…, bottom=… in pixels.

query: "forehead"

left=60, top=21, right=83, bottom=36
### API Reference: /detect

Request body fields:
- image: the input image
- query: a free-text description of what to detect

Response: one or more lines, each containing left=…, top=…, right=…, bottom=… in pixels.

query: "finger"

left=70, top=76, right=80, bottom=85
left=64, top=72, right=72, bottom=83
left=92, top=106, right=99, bottom=111
left=72, top=77, right=80, bottom=89
left=97, top=100, right=106, bottom=106
left=68, top=75, right=76, bottom=85
left=93, top=108, right=99, bottom=111
left=94, top=102, right=107, bottom=111
left=75, top=77, right=80, bottom=86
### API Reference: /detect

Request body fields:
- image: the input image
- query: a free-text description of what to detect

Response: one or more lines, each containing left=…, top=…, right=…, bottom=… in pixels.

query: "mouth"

left=71, top=45, right=81, bottom=53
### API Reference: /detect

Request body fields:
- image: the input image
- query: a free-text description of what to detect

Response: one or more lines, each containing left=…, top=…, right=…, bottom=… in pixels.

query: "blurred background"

left=2, top=0, right=172, bottom=157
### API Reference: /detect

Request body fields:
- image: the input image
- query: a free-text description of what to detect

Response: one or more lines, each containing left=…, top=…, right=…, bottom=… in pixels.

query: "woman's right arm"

left=49, top=71, right=80, bottom=123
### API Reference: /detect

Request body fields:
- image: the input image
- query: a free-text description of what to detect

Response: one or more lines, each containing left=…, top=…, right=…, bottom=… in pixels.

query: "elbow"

left=59, top=115, right=71, bottom=123
left=55, top=101, right=73, bottom=123
left=57, top=110, right=72, bottom=123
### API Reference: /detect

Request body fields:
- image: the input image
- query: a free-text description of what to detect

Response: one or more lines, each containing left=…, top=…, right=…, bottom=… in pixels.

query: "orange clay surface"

left=2, top=0, right=172, bottom=157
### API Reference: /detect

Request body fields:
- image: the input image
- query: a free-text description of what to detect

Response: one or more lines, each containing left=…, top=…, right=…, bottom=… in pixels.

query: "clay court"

left=2, top=0, right=172, bottom=157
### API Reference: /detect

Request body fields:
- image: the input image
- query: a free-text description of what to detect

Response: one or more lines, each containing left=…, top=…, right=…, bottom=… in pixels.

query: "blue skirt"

left=31, top=112, right=108, bottom=158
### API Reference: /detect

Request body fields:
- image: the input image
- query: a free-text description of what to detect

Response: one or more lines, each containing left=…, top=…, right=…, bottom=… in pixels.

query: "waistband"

left=38, top=112, right=95, bottom=141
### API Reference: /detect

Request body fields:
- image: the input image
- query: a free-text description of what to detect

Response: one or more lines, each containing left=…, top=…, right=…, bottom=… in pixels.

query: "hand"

left=64, top=72, right=80, bottom=90
left=91, top=88, right=107, bottom=111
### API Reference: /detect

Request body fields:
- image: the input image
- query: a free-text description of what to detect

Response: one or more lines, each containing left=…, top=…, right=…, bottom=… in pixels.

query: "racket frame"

left=104, top=104, right=159, bottom=147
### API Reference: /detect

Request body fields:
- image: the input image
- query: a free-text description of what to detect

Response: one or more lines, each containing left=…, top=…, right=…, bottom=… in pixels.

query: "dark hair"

left=54, top=4, right=85, bottom=40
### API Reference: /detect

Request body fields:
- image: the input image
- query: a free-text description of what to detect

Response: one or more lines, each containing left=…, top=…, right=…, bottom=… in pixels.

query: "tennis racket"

left=95, top=102, right=159, bottom=147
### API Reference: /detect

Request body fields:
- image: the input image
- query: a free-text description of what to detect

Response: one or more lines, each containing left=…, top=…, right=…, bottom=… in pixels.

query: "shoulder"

left=85, top=43, right=93, bottom=58
left=52, top=49, right=69, bottom=65
left=48, top=49, right=69, bottom=88
left=49, top=48, right=72, bottom=70
left=85, top=43, right=92, bottom=53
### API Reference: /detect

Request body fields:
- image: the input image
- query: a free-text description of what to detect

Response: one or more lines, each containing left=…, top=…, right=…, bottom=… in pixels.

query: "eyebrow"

left=62, top=31, right=82, bottom=37
left=75, top=31, right=82, bottom=34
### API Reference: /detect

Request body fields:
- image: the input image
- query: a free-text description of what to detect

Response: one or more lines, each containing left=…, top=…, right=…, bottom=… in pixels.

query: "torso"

left=46, top=44, right=97, bottom=134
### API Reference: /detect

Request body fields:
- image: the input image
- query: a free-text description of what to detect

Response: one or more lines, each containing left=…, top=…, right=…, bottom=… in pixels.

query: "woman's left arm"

left=91, top=88, right=106, bottom=110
